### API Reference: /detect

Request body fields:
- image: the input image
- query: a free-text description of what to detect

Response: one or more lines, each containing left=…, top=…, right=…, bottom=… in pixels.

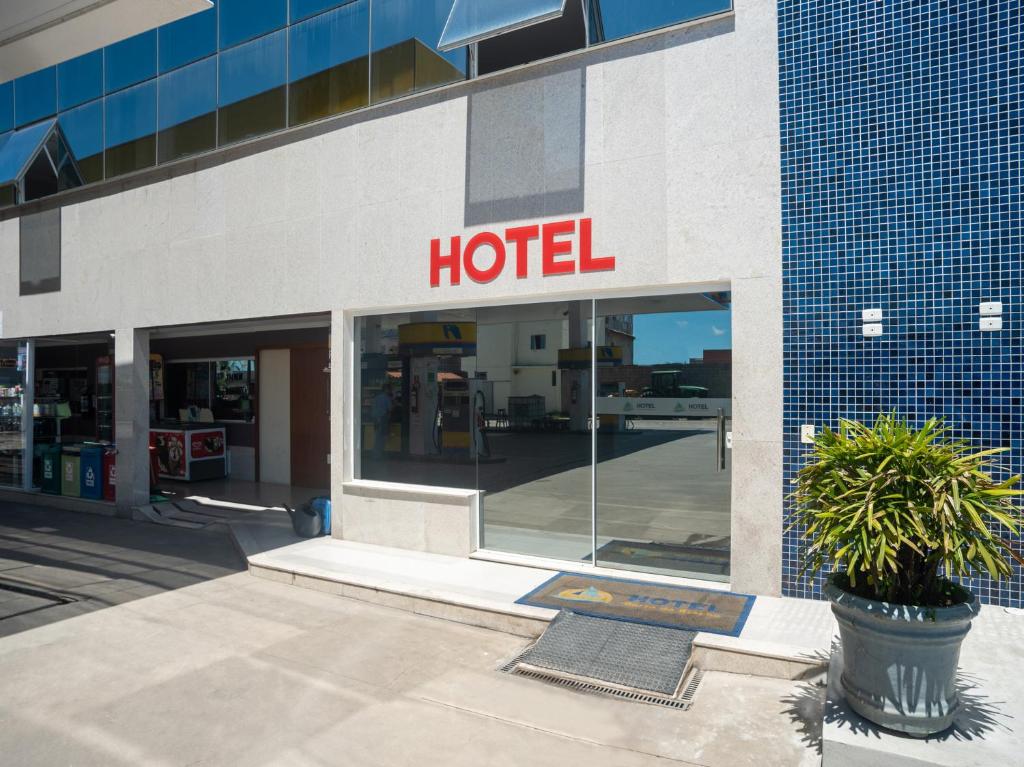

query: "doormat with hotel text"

left=516, top=573, right=755, bottom=636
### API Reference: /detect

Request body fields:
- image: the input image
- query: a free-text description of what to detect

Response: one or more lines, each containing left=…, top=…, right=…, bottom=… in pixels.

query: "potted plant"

left=790, top=414, right=1024, bottom=736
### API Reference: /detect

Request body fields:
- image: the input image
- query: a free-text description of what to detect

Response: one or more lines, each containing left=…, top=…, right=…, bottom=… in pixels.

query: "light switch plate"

left=801, top=424, right=816, bottom=444
left=980, top=301, right=1003, bottom=316
left=862, top=308, right=883, bottom=322
left=980, top=317, right=1002, bottom=331
left=862, top=323, right=883, bottom=337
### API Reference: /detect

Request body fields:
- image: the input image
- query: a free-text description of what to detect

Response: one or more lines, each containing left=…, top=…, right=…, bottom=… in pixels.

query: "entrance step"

left=234, top=532, right=838, bottom=677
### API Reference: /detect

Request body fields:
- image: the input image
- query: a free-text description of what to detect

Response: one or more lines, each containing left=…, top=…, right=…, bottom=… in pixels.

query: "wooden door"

left=290, top=346, right=330, bottom=489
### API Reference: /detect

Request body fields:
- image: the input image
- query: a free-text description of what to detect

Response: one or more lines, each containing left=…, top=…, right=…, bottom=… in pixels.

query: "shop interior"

left=357, top=292, right=734, bottom=580
left=149, top=316, right=331, bottom=511
left=0, top=316, right=331, bottom=516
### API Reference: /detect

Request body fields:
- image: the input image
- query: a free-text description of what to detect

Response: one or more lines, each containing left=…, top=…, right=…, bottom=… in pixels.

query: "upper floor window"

left=219, top=0, right=288, bottom=50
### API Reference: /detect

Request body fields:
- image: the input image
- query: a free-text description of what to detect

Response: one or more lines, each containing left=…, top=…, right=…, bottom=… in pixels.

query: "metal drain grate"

left=506, top=663, right=703, bottom=710
left=500, top=611, right=704, bottom=710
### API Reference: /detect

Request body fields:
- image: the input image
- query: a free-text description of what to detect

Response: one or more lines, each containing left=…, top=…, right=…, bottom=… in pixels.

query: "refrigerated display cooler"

left=149, top=425, right=227, bottom=481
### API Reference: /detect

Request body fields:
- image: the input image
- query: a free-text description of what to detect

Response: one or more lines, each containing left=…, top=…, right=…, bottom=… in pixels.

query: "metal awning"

left=438, top=0, right=568, bottom=52
left=0, top=119, right=84, bottom=204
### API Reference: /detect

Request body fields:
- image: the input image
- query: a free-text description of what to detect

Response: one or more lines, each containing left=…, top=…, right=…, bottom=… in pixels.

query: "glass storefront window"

left=288, top=1, right=370, bottom=127
left=589, top=0, right=733, bottom=45
left=158, top=57, right=217, bottom=163
left=370, top=0, right=467, bottom=104
left=59, top=100, right=105, bottom=183
left=57, top=51, right=103, bottom=111
left=218, top=30, right=287, bottom=146
left=0, top=344, right=29, bottom=489
left=159, top=7, right=217, bottom=73
left=357, top=291, right=734, bottom=579
left=104, top=30, right=157, bottom=94
left=104, top=81, right=156, bottom=178
left=15, top=67, right=57, bottom=127
left=219, top=0, right=288, bottom=50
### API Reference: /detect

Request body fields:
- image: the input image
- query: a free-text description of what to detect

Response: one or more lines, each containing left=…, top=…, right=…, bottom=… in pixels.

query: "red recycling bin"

left=102, top=448, right=117, bottom=502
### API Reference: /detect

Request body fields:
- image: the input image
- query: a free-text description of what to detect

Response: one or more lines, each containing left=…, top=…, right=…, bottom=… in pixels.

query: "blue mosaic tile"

left=779, top=0, right=1024, bottom=607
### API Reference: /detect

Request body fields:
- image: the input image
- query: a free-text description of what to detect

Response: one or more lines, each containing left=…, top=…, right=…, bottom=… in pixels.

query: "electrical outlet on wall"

left=801, top=424, right=816, bottom=444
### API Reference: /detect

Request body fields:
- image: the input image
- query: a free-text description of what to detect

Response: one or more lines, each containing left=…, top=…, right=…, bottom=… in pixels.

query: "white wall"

left=258, top=349, right=291, bottom=485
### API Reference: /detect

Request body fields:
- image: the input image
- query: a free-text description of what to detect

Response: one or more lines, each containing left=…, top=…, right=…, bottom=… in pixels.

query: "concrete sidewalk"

left=0, top=569, right=823, bottom=766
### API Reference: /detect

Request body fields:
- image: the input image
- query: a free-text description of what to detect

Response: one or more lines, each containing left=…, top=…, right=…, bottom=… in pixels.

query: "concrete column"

left=331, top=309, right=350, bottom=538
left=114, top=328, right=150, bottom=516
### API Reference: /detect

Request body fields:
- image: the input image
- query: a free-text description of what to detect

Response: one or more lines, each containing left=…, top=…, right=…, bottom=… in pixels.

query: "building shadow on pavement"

left=0, top=501, right=245, bottom=638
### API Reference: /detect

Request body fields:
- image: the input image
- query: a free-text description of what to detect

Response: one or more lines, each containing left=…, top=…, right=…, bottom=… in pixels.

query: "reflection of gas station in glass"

left=361, top=321, right=494, bottom=465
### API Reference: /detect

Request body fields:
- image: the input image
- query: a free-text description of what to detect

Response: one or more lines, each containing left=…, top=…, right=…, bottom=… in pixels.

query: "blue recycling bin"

left=79, top=445, right=104, bottom=500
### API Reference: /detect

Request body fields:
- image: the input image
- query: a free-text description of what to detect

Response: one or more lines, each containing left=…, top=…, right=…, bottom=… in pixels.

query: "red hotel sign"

left=430, top=218, right=615, bottom=287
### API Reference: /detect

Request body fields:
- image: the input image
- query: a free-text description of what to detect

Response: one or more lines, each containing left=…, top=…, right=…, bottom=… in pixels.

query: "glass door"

left=593, top=293, right=732, bottom=580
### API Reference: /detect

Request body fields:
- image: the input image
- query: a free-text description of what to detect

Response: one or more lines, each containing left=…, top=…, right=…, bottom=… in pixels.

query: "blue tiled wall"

left=779, top=1, right=1024, bottom=607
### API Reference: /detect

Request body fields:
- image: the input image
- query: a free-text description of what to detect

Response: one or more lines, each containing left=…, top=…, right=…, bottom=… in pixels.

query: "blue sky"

left=632, top=310, right=732, bottom=365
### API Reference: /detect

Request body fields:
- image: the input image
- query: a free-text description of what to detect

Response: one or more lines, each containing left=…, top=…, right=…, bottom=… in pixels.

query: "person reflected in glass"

left=371, top=382, right=394, bottom=460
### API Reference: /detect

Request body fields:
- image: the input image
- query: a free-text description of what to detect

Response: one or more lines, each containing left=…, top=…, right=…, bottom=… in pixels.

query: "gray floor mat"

left=518, top=610, right=695, bottom=695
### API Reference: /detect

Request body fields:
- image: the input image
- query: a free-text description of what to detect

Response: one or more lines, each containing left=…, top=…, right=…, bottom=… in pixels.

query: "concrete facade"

left=0, top=3, right=782, bottom=594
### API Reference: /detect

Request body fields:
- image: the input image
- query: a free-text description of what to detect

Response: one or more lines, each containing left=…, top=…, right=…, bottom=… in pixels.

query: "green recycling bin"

left=61, top=447, right=81, bottom=497
left=39, top=443, right=62, bottom=495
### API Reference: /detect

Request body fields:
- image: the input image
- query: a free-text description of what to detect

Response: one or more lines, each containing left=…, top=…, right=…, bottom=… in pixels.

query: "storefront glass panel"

left=0, top=344, right=29, bottom=488
left=158, top=57, right=217, bottom=163
left=104, top=80, right=156, bottom=178
left=357, top=310, right=480, bottom=490
left=159, top=7, right=217, bottom=73
left=288, top=2, right=370, bottom=127
left=104, top=31, right=157, bottom=94
left=218, top=30, right=287, bottom=147
left=475, top=300, right=594, bottom=562
left=357, top=290, right=732, bottom=579
left=594, top=294, right=732, bottom=579
left=58, top=51, right=103, bottom=111
left=59, top=101, right=104, bottom=183
left=219, top=0, right=288, bottom=50
left=14, top=67, right=57, bottom=128
left=370, top=0, right=467, bottom=104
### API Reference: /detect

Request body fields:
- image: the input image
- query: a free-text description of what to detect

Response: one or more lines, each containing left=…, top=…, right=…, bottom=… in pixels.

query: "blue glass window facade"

left=58, top=101, right=104, bottom=183
left=590, top=0, right=732, bottom=44
left=57, top=51, right=103, bottom=111
left=0, top=0, right=718, bottom=205
left=289, top=2, right=370, bottom=125
left=105, top=81, right=156, bottom=177
left=0, top=82, right=12, bottom=134
left=219, top=0, right=288, bottom=50
left=371, top=0, right=466, bottom=103
left=14, top=68, right=57, bottom=127
left=159, top=7, right=217, bottom=73
left=218, top=30, right=287, bottom=145
left=158, top=57, right=217, bottom=163
left=104, top=31, right=157, bottom=94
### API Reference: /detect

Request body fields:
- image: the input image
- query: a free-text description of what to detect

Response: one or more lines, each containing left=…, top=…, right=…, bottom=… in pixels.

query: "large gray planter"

left=824, top=576, right=981, bottom=737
